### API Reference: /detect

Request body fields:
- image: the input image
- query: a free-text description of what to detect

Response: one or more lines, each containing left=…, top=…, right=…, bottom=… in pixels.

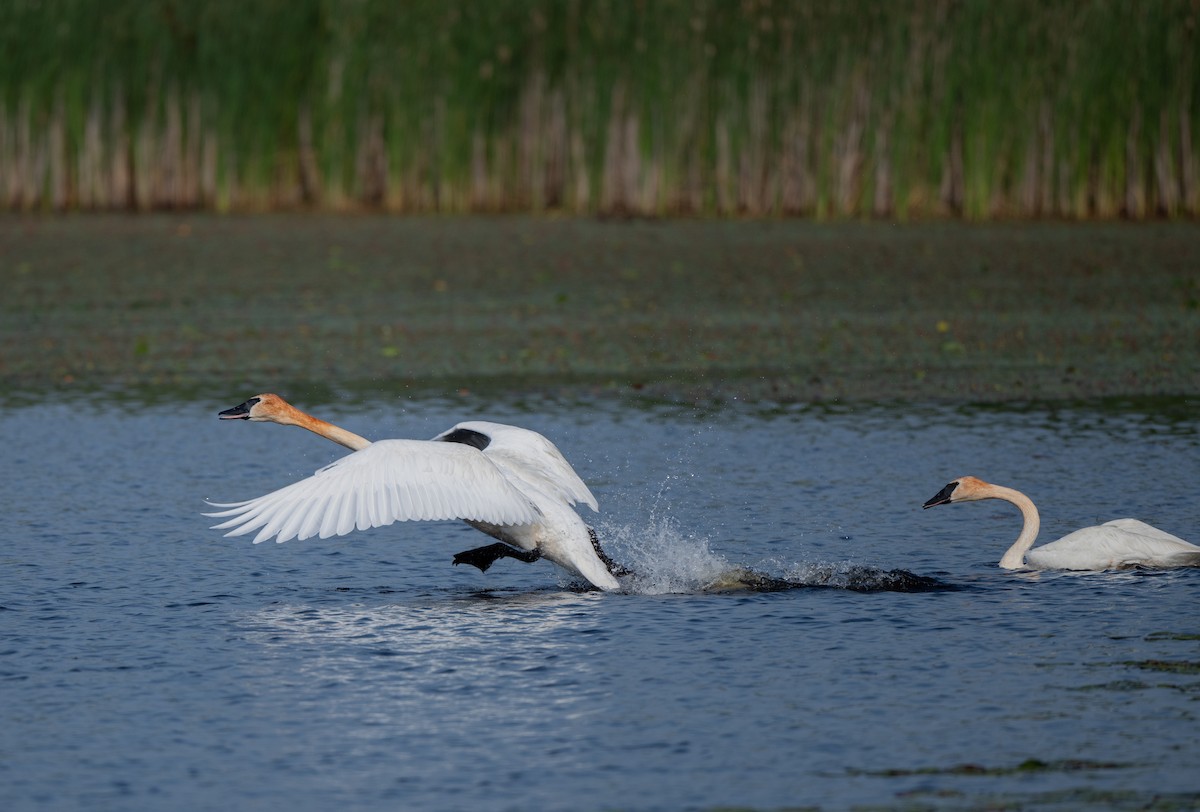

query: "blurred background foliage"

left=0, top=0, right=1196, bottom=218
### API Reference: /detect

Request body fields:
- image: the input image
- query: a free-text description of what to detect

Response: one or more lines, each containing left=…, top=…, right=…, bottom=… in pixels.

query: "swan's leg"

left=453, top=543, right=541, bottom=572
left=588, top=528, right=632, bottom=577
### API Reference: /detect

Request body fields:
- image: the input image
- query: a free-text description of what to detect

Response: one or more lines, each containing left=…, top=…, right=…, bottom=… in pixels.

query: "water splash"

left=596, top=517, right=953, bottom=595
left=598, top=516, right=733, bottom=595
left=779, top=561, right=955, bottom=593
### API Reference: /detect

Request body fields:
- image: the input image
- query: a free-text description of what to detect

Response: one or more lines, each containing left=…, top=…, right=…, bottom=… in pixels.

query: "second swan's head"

left=218, top=393, right=291, bottom=423
left=922, top=476, right=991, bottom=509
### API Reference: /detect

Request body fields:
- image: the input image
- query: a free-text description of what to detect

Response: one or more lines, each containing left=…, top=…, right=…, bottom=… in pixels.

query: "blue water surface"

left=2, top=392, right=1198, bottom=811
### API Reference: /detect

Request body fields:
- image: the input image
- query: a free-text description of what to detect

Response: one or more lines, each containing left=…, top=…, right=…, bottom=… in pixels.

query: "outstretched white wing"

left=205, top=439, right=541, bottom=544
left=434, top=421, right=598, bottom=511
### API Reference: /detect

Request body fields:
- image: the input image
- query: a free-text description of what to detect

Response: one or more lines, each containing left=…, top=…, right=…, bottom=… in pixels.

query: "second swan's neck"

left=989, top=484, right=1041, bottom=569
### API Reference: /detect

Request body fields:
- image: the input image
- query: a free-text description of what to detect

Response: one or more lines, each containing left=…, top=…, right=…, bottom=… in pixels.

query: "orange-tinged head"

left=922, top=475, right=992, bottom=508
left=217, top=393, right=294, bottom=423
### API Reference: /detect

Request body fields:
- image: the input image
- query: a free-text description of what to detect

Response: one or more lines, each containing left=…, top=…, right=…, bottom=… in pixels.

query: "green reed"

left=0, top=0, right=1195, bottom=217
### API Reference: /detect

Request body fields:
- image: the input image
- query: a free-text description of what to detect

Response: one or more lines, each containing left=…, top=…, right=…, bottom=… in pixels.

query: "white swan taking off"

left=205, top=393, right=623, bottom=591
left=923, top=475, right=1200, bottom=571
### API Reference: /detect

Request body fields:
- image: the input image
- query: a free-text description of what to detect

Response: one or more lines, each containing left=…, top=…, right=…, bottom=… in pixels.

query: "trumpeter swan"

left=204, top=393, right=623, bottom=591
left=923, top=475, right=1200, bottom=571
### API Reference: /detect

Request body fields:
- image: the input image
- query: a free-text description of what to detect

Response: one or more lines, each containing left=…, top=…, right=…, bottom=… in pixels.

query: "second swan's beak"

left=218, top=397, right=260, bottom=420
left=922, top=482, right=958, bottom=509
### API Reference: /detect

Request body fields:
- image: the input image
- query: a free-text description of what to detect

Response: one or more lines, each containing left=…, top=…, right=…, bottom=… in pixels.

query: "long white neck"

left=986, top=484, right=1041, bottom=569
left=279, top=403, right=372, bottom=451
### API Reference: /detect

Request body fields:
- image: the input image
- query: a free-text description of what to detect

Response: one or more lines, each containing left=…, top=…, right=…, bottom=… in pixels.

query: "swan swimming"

left=204, top=393, right=624, bottom=590
left=922, top=475, right=1200, bottom=571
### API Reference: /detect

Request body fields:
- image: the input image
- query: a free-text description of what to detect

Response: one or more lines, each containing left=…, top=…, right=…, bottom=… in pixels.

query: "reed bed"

left=0, top=0, right=1195, bottom=218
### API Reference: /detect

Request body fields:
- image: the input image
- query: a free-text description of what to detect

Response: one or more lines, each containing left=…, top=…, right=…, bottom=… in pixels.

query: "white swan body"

left=923, top=476, right=1200, bottom=571
left=205, top=394, right=621, bottom=590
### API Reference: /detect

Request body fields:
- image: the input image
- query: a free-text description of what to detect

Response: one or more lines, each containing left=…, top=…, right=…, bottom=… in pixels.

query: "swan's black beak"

left=922, top=482, right=958, bottom=509
left=218, top=397, right=260, bottom=420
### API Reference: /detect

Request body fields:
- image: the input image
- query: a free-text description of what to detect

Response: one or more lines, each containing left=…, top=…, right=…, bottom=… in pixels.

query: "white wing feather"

left=205, top=439, right=541, bottom=544
left=435, top=421, right=598, bottom=511
left=1100, top=518, right=1194, bottom=546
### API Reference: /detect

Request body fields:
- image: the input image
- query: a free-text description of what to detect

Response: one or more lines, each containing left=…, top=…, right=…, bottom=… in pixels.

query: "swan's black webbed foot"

left=588, top=528, right=633, bottom=577
left=453, top=543, right=541, bottom=572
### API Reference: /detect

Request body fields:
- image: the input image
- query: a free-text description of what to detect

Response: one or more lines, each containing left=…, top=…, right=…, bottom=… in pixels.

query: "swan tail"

left=1161, top=550, right=1200, bottom=568
left=573, top=555, right=622, bottom=591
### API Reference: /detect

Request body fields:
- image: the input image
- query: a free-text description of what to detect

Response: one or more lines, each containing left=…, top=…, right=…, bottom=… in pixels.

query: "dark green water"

left=3, top=216, right=1198, bottom=403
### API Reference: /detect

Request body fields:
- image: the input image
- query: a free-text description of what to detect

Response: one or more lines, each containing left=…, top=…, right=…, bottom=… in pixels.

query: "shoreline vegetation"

left=2, top=215, right=1197, bottom=405
left=0, top=1, right=1197, bottom=219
